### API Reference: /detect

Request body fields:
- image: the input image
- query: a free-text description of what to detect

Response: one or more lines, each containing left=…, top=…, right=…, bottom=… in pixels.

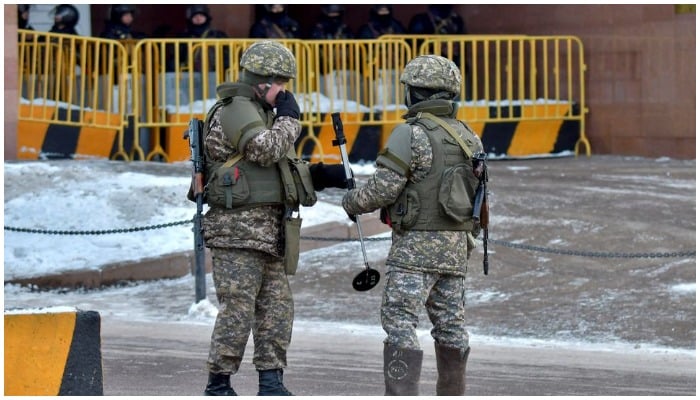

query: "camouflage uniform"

left=202, top=40, right=300, bottom=396
left=342, top=55, right=483, bottom=395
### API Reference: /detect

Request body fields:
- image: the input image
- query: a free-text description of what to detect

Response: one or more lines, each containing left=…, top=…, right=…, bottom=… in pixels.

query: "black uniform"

left=357, top=5, right=406, bottom=39
left=310, top=5, right=353, bottom=39
left=249, top=5, right=300, bottom=39
left=99, top=5, right=146, bottom=40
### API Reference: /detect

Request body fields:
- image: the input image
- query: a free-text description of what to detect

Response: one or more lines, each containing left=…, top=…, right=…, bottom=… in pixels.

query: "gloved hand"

left=275, top=90, right=300, bottom=120
left=309, top=162, right=350, bottom=191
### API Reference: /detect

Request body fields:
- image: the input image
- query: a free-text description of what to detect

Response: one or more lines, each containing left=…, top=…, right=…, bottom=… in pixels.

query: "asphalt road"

left=101, top=319, right=695, bottom=396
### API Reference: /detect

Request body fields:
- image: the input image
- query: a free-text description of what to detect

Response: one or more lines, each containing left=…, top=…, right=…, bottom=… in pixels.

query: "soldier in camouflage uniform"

left=342, top=55, right=484, bottom=396
left=202, top=40, right=347, bottom=396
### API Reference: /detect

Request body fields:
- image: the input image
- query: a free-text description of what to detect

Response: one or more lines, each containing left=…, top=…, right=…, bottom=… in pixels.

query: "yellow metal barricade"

left=130, top=38, right=311, bottom=162
left=17, top=30, right=129, bottom=160
left=16, top=34, right=589, bottom=162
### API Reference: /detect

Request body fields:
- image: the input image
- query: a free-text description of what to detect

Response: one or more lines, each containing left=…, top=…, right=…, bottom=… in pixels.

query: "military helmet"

left=240, top=40, right=297, bottom=79
left=400, top=55, right=462, bottom=96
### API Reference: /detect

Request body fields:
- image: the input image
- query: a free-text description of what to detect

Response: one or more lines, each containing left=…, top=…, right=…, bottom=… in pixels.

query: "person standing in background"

left=49, top=4, right=80, bottom=35
left=18, top=5, right=34, bottom=31
left=357, top=5, right=406, bottom=39
left=309, top=5, right=353, bottom=39
left=249, top=5, right=300, bottom=39
left=172, top=5, right=229, bottom=72
left=100, top=4, right=147, bottom=40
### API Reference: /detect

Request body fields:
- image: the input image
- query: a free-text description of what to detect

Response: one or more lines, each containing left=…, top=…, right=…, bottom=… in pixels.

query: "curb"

left=4, top=309, right=103, bottom=395
left=6, top=213, right=390, bottom=290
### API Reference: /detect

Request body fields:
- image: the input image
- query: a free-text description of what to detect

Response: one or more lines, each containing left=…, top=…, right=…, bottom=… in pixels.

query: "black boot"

left=257, top=369, right=293, bottom=396
left=435, top=343, right=470, bottom=396
left=384, top=343, right=423, bottom=396
left=204, top=372, right=237, bottom=396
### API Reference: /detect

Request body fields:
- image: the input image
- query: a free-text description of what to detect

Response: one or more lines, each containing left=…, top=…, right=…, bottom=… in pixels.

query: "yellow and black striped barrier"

left=4, top=308, right=103, bottom=396
left=296, top=103, right=582, bottom=163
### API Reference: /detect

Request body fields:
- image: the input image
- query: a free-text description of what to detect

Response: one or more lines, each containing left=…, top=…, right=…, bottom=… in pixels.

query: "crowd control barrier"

left=16, top=33, right=589, bottom=162
left=4, top=308, right=103, bottom=395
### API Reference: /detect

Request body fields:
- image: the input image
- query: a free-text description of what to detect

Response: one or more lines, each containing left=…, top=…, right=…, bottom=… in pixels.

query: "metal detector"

left=331, top=112, right=381, bottom=291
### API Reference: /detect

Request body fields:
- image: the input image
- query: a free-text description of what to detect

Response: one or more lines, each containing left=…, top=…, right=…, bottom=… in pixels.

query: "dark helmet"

left=109, top=4, right=136, bottom=23
left=51, top=4, right=79, bottom=27
left=186, top=4, right=210, bottom=20
left=371, top=4, right=392, bottom=15
left=264, top=4, right=286, bottom=14
left=321, top=4, right=344, bottom=17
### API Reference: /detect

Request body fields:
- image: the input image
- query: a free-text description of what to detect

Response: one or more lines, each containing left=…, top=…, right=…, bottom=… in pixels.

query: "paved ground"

left=5, top=154, right=697, bottom=396
left=101, top=319, right=696, bottom=396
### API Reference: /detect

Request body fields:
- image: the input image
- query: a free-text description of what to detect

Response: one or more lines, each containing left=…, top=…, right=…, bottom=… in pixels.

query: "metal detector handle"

left=331, top=113, right=356, bottom=190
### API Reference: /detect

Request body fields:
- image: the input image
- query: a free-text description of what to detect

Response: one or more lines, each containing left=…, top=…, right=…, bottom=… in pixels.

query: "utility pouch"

left=438, top=163, right=478, bottom=223
left=283, top=216, right=302, bottom=275
left=389, top=188, right=421, bottom=233
left=206, top=155, right=248, bottom=209
left=288, top=159, right=317, bottom=207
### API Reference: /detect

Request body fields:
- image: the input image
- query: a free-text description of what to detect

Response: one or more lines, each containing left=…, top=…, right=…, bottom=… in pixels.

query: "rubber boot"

left=383, top=343, right=423, bottom=396
left=204, top=372, right=237, bottom=396
left=257, top=369, right=293, bottom=396
left=435, top=343, right=470, bottom=396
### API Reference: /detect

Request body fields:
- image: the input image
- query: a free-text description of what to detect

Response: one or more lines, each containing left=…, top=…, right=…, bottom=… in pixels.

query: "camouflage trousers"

left=381, top=265, right=469, bottom=350
left=207, top=247, right=293, bottom=374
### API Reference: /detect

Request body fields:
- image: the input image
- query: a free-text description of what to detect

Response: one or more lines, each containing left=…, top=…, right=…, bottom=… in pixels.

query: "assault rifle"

left=472, top=152, right=489, bottom=275
left=184, top=118, right=206, bottom=302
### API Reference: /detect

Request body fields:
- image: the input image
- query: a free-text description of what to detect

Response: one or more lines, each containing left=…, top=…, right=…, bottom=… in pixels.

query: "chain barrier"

left=4, top=222, right=695, bottom=259
left=4, top=219, right=192, bottom=235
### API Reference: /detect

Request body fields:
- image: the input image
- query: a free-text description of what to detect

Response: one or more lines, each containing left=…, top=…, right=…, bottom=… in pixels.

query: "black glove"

left=309, top=162, right=350, bottom=191
left=275, top=91, right=300, bottom=120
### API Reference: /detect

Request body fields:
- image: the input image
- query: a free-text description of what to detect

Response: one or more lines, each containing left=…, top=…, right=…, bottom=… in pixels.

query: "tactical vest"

left=378, top=111, right=480, bottom=233
left=202, top=83, right=316, bottom=210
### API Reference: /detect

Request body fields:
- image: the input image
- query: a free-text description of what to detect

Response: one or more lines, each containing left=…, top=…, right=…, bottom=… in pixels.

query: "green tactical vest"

left=379, top=102, right=480, bottom=233
left=202, top=83, right=316, bottom=210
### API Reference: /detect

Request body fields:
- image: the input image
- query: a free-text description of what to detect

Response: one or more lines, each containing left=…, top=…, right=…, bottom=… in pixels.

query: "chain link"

left=4, top=221, right=695, bottom=259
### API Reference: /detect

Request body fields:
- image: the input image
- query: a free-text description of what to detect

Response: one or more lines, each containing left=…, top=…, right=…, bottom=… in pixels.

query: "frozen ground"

left=3, top=155, right=696, bottom=355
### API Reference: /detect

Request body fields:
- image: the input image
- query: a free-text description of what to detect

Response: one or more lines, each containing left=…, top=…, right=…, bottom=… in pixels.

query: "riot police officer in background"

left=357, top=5, right=406, bottom=39
left=310, top=5, right=353, bottom=39
left=408, top=5, right=466, bottom=36
left=99, top=4, right=146, bottom=40
left=171, top=5, right=229, bottom=72
left=49, top=4, right=80, bottom=35
left=342, top=55, right=483, bottom=396
left=180, top=5, right=227, bottom=40
left=18, top=5, right=34, bottom=31
left=249, top=4, right=300, bottom=39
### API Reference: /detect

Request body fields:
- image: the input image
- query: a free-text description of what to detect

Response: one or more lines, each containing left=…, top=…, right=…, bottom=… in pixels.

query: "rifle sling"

left=417, top=111, right=474, bottom=159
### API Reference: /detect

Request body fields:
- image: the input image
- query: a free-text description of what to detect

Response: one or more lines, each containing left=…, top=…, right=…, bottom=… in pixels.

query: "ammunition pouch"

left=283, top=157, right=317, bottom=207
left=388, top=188, right=421, bottom=233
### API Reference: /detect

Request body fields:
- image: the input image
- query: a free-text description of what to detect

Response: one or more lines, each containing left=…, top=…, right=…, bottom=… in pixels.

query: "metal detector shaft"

left=331, top=113, right=370, bottom=269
